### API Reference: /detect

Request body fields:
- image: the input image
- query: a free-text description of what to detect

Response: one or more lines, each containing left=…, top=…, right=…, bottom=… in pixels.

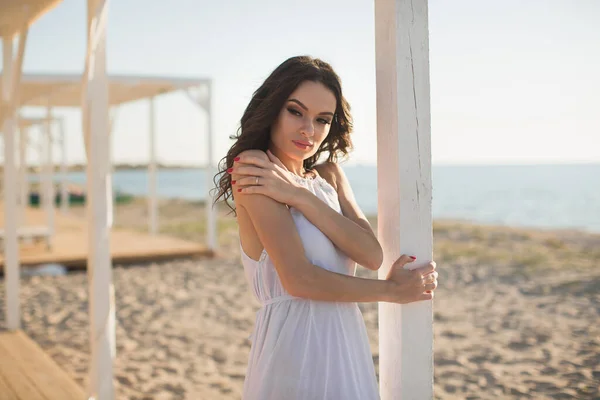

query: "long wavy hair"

left=212, top=55, right=354, bottom=215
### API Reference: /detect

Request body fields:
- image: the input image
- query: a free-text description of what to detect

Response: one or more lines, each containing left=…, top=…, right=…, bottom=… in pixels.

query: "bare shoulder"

left=313, top=161, right=346, bottom=192
left=236, top=149, right=269, bottom=161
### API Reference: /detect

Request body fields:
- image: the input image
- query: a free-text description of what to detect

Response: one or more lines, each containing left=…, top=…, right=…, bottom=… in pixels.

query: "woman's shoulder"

left=312, top=161, right=344, bottom=192
left=236, top=149, right=269, bottom=161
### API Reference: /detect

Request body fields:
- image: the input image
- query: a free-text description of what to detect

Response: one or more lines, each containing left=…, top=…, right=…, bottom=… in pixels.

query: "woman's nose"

left=301, top=119, right=315, bottom=136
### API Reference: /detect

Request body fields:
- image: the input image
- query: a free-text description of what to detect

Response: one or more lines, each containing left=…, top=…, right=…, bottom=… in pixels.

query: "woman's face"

left=270, top=80, right=337, bottom=163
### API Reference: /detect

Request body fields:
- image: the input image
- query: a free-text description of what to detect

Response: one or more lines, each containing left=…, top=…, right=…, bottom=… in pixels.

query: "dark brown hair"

left=212, top=55, right=354, bottom=214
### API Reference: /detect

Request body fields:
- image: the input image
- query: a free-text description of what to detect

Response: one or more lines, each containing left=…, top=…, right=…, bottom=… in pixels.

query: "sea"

left=54, top=164, right=600, bottom=234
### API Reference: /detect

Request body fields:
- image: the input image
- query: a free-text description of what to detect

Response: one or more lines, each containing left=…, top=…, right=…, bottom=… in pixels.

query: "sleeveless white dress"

left=240, top=174, right=380, bottom=400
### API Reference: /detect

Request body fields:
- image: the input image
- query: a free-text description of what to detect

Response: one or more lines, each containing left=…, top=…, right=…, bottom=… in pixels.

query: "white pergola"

left=0, top=115, right=64, bottom=250
left=17, top=115, right=70, bottom=219
left=1, top=0, right=433, bottom=399
left=1, top=73, right=217, bottom=242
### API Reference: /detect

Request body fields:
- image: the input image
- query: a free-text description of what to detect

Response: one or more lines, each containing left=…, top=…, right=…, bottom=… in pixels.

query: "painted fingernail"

left=231, top=180, right=236, bottom=185
left=227, top=168, right=233, bottom=173
left=234, top=157, right=240, bottom=161
left=410, top=256, right=416, bottom=260
left=237, top=188, right=242, bottom=192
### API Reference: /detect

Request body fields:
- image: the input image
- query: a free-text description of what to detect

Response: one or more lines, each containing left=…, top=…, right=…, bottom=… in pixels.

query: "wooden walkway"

left=0, top=330, right=85, bottom=399
left=0, top=204, right=213, bottom=270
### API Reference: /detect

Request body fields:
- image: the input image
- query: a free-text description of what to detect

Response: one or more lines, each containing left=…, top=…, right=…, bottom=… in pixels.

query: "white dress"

left=240, top=174, right=380, bottom=400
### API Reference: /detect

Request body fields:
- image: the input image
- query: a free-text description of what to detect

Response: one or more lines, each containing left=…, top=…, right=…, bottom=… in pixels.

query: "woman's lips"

left=292, top=140, right=313, bottom=150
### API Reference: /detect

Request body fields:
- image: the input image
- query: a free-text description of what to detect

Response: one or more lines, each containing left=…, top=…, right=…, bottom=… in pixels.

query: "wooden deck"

left=0, top=330, right=85, bottom=399
left=0, top=204, right=213, bottom=270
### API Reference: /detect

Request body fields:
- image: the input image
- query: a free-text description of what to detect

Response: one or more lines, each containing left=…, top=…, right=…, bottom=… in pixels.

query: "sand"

left=1, top=198, right=599, bottom=399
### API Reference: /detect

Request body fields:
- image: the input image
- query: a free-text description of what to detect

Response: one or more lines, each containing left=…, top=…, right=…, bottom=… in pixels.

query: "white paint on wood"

left=205, top=82, right=216, bottom=251
left=2, top=37, right=20, bottom=330
left=375, top=0, right=434, bottom=398
left=185, top=84, right=217, bottom=251
left=44, top=103, right=55, bottom=246
left=83, top=0, right=115, bottom=398
left=18, top=126, right=28, bottom=224
left=148, top=96, right=158, bottom=235
left=59, top=119, right=68, bottom=213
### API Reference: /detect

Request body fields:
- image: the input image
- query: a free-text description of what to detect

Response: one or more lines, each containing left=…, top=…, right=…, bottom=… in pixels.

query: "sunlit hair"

left=212, top=55, right=353, bottom=214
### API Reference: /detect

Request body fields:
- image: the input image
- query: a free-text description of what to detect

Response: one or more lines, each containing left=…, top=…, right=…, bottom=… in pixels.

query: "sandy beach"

left=1, top=198, right=599, bottom=399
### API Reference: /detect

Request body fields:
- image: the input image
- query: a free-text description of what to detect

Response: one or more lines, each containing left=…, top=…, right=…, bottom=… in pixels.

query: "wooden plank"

left=0, top=373, right=19, bottom=400
left=0, top=331, right=85, bottom=400
left=0, top=336, right=46, bottom=400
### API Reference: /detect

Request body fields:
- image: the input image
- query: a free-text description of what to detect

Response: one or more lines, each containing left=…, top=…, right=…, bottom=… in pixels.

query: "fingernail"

left=231, top=180, right=236, bottom=185
left=227, top=168, right=233, bottom=173
left=234, top=157, right=240, bottom=161
left=237, top=188, right=242, bottom=192
left=410, top=256, right=416, bottom=260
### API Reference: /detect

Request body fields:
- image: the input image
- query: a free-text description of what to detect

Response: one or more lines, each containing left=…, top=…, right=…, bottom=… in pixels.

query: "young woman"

left=214, top=56, right=438, bottom=400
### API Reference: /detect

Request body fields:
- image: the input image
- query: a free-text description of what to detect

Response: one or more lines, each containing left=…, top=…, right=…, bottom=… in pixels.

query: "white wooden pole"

left=18, top=126, right=28, bottom=223
left=205, top=82, right=216, bottom=251
left=59, top=119, right=69, bottom=213
left=83, top=0, right=115, bottom=398
left=2, top=37, right=20, bottom=330
left=148, top=96, right=158, bottom=235
left=109, top=107, right=117, bottom=224
left=375, top=0, right=434, bottom=398
left=44, top=102, right=55, bottom=245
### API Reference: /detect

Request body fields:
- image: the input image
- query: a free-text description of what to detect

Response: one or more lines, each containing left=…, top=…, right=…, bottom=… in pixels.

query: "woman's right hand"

left=384, top=255, right=438, bottom=304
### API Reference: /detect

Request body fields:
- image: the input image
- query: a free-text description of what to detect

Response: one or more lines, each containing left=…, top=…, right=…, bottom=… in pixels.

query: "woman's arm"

left=292, top=161, right=383, bottom=270
left=235, top=190, right=436, bottom=304
left=233, top=151, right=383, bottom=270
left=236, top=191, right=390, bottom=302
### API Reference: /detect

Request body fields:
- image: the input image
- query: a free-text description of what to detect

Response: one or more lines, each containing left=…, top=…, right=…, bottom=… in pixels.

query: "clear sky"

left=3, top=0, right=600, bottom=166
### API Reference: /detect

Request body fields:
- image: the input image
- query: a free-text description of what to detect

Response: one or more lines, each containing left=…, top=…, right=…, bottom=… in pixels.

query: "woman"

left=213, top=56, right=438, bottom=400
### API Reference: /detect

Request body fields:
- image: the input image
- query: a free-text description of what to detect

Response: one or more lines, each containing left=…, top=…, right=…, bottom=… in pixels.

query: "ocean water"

left=55, top=164, right=600, bottom=233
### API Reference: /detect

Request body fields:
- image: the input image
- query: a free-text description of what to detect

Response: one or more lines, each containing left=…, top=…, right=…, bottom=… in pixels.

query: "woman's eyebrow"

left=288, top=98, right=334, bottom=117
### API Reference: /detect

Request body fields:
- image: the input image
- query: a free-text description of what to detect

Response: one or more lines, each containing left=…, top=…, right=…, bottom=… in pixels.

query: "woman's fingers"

left=234, top=176, right=264, bottom=187
left=419, top=292, right=434, bottom=301
left=234, top=154, right=272, bottom=170
left=415, top=261, right=436, bottom=276
left=391, top=254, right=417, bottom=269
left=229, top=165, right=267, bottom=177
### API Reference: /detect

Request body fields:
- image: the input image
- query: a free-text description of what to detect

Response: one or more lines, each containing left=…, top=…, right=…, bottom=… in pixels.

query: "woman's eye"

left=318, top=118, right=331, bottom=125
left=287, top=107, right=302, bottom=116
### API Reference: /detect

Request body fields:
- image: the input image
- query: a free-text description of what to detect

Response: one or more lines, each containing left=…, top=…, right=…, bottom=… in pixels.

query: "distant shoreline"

left=1, top=161, right=599, bottom=174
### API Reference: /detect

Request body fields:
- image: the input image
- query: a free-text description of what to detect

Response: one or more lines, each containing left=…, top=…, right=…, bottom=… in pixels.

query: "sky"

left=2, top=0, right=599, bottom=166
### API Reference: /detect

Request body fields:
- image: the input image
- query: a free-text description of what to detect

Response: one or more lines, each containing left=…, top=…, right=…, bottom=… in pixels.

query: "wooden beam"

left=83, top=0, right=115, bottom=398
left=375, top=0, right=434, bottom=398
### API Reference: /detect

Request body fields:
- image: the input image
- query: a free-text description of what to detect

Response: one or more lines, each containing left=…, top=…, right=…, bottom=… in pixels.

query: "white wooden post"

left=44, top=102, right=55, bottom=244
left=83, top=0, right=115, bottom=398
left=59, top=118, right=69, bottom=213
left=148, top=96, right=158, bottom=235
left=109, top=107, right=117, bottom=224
left=375, top=0, right=434, bottom=398
left=18, top=125, right=28, bottom=223
left=2, top=33, right=22, bottom=330
left=205, top=82, right=216, bottom=251
left=186, top=83, right=217, bottom=252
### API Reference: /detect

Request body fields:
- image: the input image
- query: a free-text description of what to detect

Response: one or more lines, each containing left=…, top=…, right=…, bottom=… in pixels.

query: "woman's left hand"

left=230, top=150, right=306, bottom=206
